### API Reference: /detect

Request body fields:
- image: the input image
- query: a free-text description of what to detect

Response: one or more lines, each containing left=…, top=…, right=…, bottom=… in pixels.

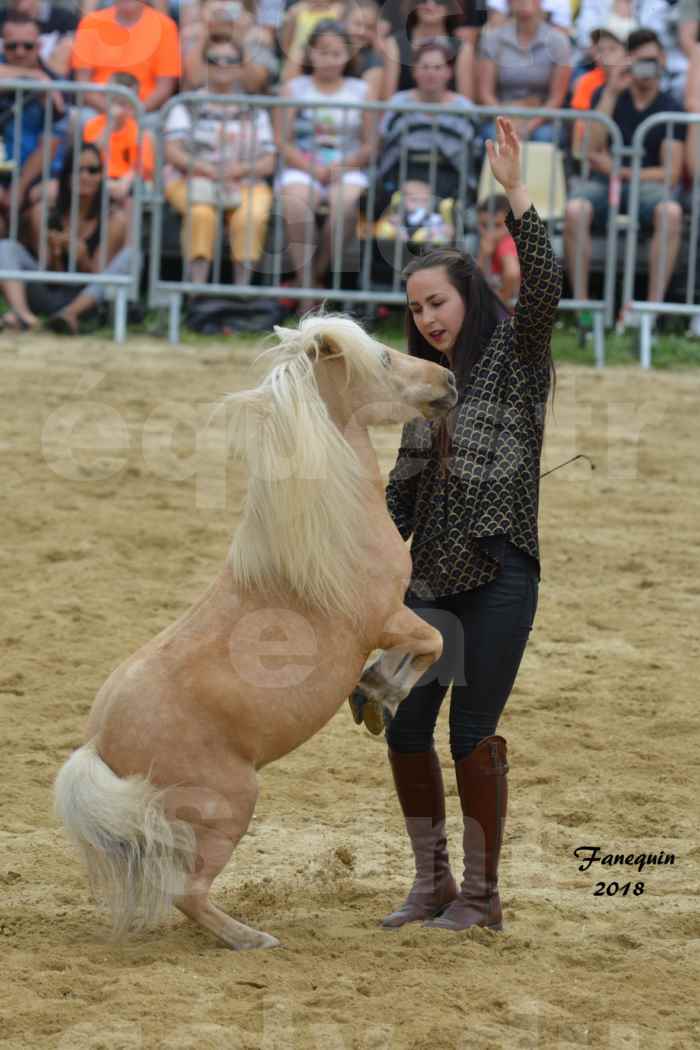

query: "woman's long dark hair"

left=50, top=142, right=104, bottom=232
left=402, top=247, right=556, bottom=466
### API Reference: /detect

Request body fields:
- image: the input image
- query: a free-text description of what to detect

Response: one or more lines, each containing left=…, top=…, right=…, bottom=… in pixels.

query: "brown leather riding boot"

left=424, top=735, right=508, bottom=932
left=381, top=749, right=458, bottom=928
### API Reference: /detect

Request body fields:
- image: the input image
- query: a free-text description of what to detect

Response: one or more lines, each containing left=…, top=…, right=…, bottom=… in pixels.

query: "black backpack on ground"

left=185, top=295, right=289, bottom=335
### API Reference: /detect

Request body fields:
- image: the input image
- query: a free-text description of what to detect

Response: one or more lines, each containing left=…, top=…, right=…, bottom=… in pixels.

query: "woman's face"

left=477, top=208, right=508, bottom=245
left=309, top=31, right=350, bottom=78
left=593, top=34, right=625, bottom=71
left=406, top=265, right=465, bottom=358
left=510, top=0, right=542, bottom=18
left=413, top=47, right=451, bottom=95
left=205, top=41, right=242, bottom=88
left=346, top=7, right=376, bottom=47
left=78, top=149, right=102, bottom=197
left=415, top=0, right=449, bottom=25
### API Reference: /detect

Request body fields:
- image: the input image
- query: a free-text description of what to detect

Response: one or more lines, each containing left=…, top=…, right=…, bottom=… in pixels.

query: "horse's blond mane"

left=226, top=314, right=393, bottom=623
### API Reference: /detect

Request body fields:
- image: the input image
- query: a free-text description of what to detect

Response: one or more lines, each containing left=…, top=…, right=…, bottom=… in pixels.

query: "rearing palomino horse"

left=54, top=314, right=457, bottom=951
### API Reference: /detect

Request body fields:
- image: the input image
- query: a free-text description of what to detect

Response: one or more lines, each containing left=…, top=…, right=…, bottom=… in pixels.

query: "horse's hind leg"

left=172, top=773, right=279, bottom=951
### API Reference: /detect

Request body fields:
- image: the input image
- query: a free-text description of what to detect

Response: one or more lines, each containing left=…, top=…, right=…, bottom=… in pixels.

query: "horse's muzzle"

left=427, top=386, right=458, bottom=417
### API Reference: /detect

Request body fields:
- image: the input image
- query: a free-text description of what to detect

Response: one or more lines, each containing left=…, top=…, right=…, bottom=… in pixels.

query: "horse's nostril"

left=447, top=372, right=457, bottom=389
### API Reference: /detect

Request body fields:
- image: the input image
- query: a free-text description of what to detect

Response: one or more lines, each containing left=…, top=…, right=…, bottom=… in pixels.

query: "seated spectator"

left=488, top=0, right=573, bottom=36
left=0, top=0, right=77, bottom=77
left=281, top=0, right=346, bottom=69
left=181, top=0, right=278, bottom=93
left=71, top=0, right=180, bottom=114
left=575, top=1, right=639, bottom=60
left=477, top=0, right=572, bottom=142
left=283, top=0, right=386, bottom=97
left=367, top=42, right=476, bottom=227
left=164, top=36, right=276, bottom=286
left=83, top=72, right=155, bottom=211
left=570, top=24, right=627, bottom=157
left=379, top=0, right=488, bottom=49
left=344, top=0, right=385, bottom=98
left=476, top=193, right=520, bottom=308
left=0, top=12, right=67, bottom=233
left=654, top=0, right=691, bottom=99
left=381, top=0, right=476, bottom=101
left=578, top=0, right=688, bottom=98
left=0, top=142, right=131, bottom=332
left=564, top=29, right=685, bottom=325
left=275, top=20, right=374, bottom=289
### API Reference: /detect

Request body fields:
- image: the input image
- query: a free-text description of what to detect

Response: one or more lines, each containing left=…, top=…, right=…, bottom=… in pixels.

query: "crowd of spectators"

left=0, top=0, right=699, bottom=332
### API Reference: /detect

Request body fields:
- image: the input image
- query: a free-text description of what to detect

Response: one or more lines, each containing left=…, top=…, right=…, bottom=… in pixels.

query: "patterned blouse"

left=385, top=204, right=562, bottom=600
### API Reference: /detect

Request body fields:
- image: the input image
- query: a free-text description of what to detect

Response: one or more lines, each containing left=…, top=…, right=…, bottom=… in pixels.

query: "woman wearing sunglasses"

left=164, top=36, right=276, bottom=288
left=180, top=0, right=277, bottom=93
left=0, top=142, right=131, bottom=333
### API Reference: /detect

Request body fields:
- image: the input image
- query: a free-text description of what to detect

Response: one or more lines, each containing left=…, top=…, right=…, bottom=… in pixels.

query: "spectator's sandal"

left=46, top=314, right=77, bottom=335
left=0, top=311, right=38, bottom=333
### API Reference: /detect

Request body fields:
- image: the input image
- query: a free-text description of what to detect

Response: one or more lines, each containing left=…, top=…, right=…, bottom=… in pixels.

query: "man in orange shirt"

left=71, top=0, right=180, bottom=114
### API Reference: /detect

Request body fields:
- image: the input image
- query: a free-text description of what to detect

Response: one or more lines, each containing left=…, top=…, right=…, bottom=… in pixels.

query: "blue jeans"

left=385, top=541, right=539, bottom=761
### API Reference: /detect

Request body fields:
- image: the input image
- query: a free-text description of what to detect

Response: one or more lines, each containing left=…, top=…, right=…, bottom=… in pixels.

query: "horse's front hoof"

left=361, top=699, right=386, bottom=736
left=348, top=689, right=366, bottom=725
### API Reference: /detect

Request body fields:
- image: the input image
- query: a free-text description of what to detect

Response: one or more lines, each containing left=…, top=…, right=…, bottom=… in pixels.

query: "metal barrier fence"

left=0, top=85, right=646, bottom=360
left=147, top=97, right=625, bottom=361
left=621, top=112, right=700, bottom=368
left=0, top=81, right=144, bottom=343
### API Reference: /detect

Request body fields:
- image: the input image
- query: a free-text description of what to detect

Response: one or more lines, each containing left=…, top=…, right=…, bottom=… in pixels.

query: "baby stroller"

left=357, top=104, right=479, bottom=289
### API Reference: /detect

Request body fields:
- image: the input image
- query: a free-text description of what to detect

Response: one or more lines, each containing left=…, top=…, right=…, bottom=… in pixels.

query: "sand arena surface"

left=1, top=332, right=698, bottom=1050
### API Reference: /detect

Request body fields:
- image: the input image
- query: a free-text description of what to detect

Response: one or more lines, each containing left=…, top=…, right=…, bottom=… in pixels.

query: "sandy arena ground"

left=1, top=330, right=698, bottom=1050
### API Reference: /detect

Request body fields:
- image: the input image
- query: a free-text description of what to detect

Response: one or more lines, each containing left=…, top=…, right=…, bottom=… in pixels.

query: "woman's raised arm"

left=486, top=117, right=562, bottom=364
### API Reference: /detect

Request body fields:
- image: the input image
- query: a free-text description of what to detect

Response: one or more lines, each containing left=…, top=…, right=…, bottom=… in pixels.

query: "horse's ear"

left=315, top=334, right=343, bottom=358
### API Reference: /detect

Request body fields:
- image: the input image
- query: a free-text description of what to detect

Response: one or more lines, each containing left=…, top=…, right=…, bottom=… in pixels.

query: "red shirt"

left=490, top=232, right=517, bottom=277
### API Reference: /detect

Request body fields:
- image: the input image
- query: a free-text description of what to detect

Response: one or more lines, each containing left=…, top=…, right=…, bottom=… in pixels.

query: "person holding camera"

left=180, top=0, right=278, bottom=93
left=564, top=29, right=686, bottom=321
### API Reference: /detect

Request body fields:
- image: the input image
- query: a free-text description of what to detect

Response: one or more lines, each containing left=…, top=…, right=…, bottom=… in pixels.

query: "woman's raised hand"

left=485, top=116, right=522, bottom=191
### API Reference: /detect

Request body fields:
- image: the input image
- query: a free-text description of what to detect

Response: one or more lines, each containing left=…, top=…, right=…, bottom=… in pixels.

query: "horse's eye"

left=380, top=349, right=391, bottom=369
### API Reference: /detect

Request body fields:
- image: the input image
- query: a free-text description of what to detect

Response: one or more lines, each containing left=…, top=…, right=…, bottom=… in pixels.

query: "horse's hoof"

left=348, top=689, right=365, bottom=725
left=259, top=933, right=281, bottom=949
left=362, top=699, right=385, bottom=736
left=236, top=932, right=281, bottom=950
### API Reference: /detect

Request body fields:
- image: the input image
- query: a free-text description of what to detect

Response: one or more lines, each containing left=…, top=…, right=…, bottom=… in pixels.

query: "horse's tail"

left=53, top=741, right=196, bottom=939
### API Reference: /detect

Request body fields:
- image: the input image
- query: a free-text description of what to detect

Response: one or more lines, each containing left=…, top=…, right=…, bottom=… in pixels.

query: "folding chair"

left=477, top=141, right=567, bottom=222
